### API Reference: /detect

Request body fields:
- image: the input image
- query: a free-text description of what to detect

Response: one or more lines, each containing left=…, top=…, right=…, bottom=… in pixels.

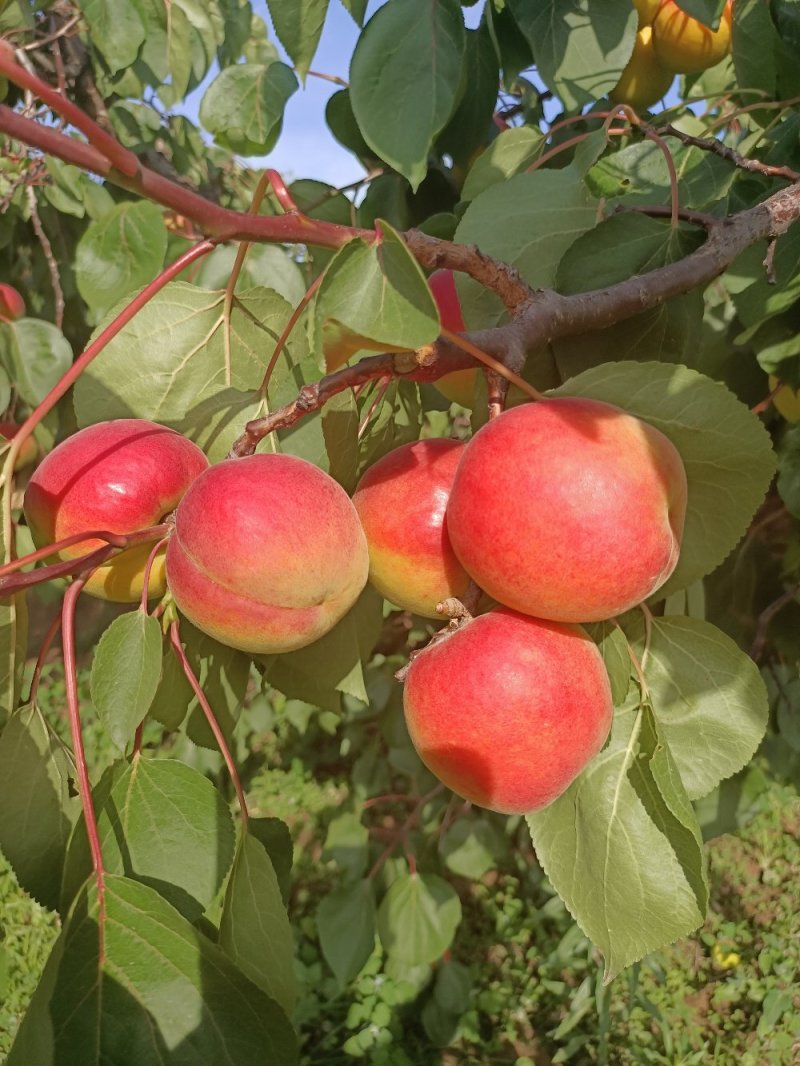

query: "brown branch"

left=0, top=106, right=533, bottom=309
left=656, top=121, right=800, bottom=183
left=231, top=178, right=800, bottom=453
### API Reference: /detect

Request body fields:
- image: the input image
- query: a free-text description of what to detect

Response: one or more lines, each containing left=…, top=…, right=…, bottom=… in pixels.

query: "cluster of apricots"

left=19, top=276, right=689, bottom=818
left=611, top=0, right=733, bottom=110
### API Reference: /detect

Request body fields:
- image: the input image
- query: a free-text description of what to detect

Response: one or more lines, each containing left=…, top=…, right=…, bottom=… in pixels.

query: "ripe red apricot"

left=0, top=284, right=25, bottom=321
left=428, top=269, right=477, bottom=409
left=0, top=422, right=39, bottom=471
left=403, top=608, right=613, bottom=814
left=446, top=397, right=687, bottom=623
left=652, top=0, right=732, bottom=74
left=165, top=454, right=369, bottom=654
left=24, top=419, right=208, bottom=602
left=352, top=439, right=469, bottom=617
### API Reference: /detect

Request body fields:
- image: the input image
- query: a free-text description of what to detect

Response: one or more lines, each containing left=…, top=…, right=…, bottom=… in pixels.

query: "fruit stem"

left=440, top=329, right=544, bottom=402
left=27, top=609, right=61, bottom=706
left=140, top=537, right=169, bottom=614
left=168, top=619, right=249, bottom=826
left=62, top=575, right=107, bottom=960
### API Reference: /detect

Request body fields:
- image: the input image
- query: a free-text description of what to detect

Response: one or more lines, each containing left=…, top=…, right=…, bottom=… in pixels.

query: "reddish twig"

left=0, top=523, right=170, bottom=597
left=357, top=376, right=392, bottom=440
left=0, top=524, right=169, bottom=579
left=258, top=273, right=324, bottom=399
left=0, top=40, right=137, bottom=176
left=224, top=171, right=274, bottom=387
left=62, top=575, right=106, bottom=957
left=140, top=537, right=169, bottom=613
left=440, top=328, right=543, bottom=402
left=168, top=619, right=249, bottom=825
left=27, top=610, right=61, bottom=706
left=366, top=784, right=444, bottom=881
left=266, top=169, right=299, bottom=213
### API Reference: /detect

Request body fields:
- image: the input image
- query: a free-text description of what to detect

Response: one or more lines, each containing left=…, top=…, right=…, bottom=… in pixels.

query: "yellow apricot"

left=611, top=26, right=674, bottom=110
left=653, top=0, right=732, bottom=75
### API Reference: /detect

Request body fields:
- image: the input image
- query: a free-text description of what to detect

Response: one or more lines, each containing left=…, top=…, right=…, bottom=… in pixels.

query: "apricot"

left=165, top=454, right=369, bottom=654
left=0, top=284, right=24, bottom=321
left=610, top=26, right=674, bottom=109
left=24, top=419, right=208, bottom=602
left=352, top=439, right=469, bottom=617
left=652, top=0, right=732, bottom=74
left=428, top=269, right=477, bottom=409
left=446, top=397, right=687, bottom=623
left=633, top=0, right=661, bottom=26
left=403, top=607, right=613, bottom=814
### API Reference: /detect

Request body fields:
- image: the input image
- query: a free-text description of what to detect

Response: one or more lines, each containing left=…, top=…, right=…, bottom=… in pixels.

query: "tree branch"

left=231, top=179, right=800, bottom=451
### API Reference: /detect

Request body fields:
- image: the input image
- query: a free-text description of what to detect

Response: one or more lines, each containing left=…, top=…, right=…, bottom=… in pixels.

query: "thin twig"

left=62, top=575, right=106, bottom=958
left=26, top=169, right=64, bottom=328
left=169, top=619, right=249, bottom=825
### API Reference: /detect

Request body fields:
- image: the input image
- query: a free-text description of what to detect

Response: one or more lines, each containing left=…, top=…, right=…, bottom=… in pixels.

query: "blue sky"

left=241, top=0, right=486, bottom=186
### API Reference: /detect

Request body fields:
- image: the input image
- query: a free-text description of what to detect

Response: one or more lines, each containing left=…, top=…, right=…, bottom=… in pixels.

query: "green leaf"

left=623, top=616, right=769, bottom=800
left=317, top=880, right=376, bottom=985
left=339, top=0, right=367, bottom=24
left=148, top=646, right=194, bottom=731
left=512, top=0, right=637, bottom=111
left=193, top=243, right=306, bottom=307
left=0, top=705, right=78, bottom=910
left=455, top=170, right=597, bottom=328
left=778, top=423, right=800, bottom=517
left=733, top=229, right=800, bottom=331
left=249, top=816, right=293, bottom=904
left=10, top=875, right=297, bottom=1064
left=732, top=0, right=778, bottom=107
left=63, top=759, right=236, bottom=921
left=199, top=61, right=298, bottom=155
left=553, top=215, right=705, bottom=377
left=182, top=623, right=251, bottom=750
left=349, top=0, right=466, bottom=189
left=588, top=132, right=736, bottom=211
left=323, top=811, right=369, bottom=880
left=73, top=284, right=309, bottom=463
left=358, top=379, right=422, bottom=471
left=460, top=125, right=544, bottom=201
left=436, top=23, right=500, bottom=171
left=376, top=873, right=461, bottom=966
left=266, top=0, right=329, bottom=79
left=2, top=318, right=73, bottom=407
left=77, top=0, right=146, bottom=74
left=219, top=832, right=296, bottom=1015
left=585, top=621, right=631, bottom=707
left=75, top=201, right=168, bottom=314
left=551, top=361, right=776, bottom=600
left=527, top=699, right=707, bottom=982
left=265, top=585, right=384, bottom=711
left=326, top=89, right=382, bottom=166
left=90, top=612, right=163, bottom=752
left=314, top=223, right=439, bottom=372
left=440, top=818, right=506, bottom=880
